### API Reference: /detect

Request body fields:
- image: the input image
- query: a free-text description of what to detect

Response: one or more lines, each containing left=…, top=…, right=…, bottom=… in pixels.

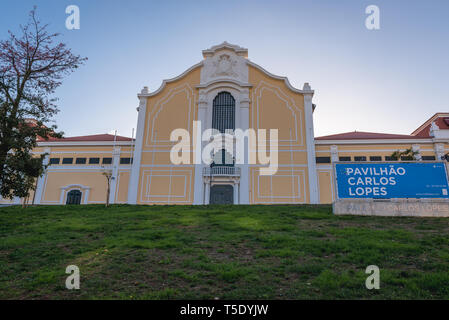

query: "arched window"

left=212, top=92, right=235, bottom=133
left=211, top=149, right=235, bottom=167
left=66, top=190, right=82, bottom=205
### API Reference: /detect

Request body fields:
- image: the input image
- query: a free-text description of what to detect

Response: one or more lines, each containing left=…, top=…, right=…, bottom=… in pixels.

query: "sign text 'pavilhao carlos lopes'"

left=335, top=162, right=449, bottom=199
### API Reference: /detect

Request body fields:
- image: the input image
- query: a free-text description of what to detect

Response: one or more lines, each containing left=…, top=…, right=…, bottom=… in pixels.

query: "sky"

left=0, top=0, right=448, bottom=138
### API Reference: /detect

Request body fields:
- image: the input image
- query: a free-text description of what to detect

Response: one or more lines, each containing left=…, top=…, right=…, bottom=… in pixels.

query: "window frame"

left=89, top=157, right=100, bottom=164
left=212, top=92, right=236, bottom=134
left=120, top=157, right=133, bottom=165
left=62, top=157, right=73, bottom=164
left=102, top=157, right=112, bottom=164
left=49, top=158, right=60, bottom=165
left=315, top=156, right=331, bottom=164
left=75, top=158, right=87, bottom=164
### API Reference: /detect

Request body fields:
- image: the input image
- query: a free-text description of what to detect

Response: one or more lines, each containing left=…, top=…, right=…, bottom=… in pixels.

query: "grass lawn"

left=0, top=204, right=448, bottom=299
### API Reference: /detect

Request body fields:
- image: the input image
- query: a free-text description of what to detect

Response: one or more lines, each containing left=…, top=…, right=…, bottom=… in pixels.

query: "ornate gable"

left=200, top=42, right=249, bottom=85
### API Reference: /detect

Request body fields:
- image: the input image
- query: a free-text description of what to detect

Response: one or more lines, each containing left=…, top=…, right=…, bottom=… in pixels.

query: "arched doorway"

left=210, top=185, right=234, bottom=204
left=66, top=190, right=82, bottom=205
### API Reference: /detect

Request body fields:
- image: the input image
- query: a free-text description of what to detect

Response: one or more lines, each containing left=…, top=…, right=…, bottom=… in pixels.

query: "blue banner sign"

left=335, top=162, right=449, bottom=199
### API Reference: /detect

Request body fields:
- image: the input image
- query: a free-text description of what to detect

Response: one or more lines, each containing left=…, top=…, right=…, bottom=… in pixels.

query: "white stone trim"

left=194, top=81, right=250, bottom=204
left=304, top=88, right=319, bottom=204
left=234, top=182, right=240, bottom=204
left=412, top=144, right=422, bottom=161
left=37, top=141, right=133, bottom=147
left=46, top=166, right=119, bottom=171
left=34, top=148, right=50, bottom=205
left=435, top=143, right=445, bottom=160
left=60, top=184, right=91, bottom=204
left=330, top=145, right=339, bottom=162
left=247, top=61, right=314, bottom=95
left=204, top=183, right=210, bottom=204
left=316, top=148, right=435, bottom=153
left=315, top=138, right=434, bottom=145
left=202, top=42, right=248, bottom=58
left=201, top=47, right=249, bottom=85
left=46, top=151, right=117, bottom=154
left=108, top=147, right=121, bottom=204
left=196, top=79, right=252, bottom=89
left=138, top=63, right=203, bottom=98
left=127, top=95, right=147, bottom=204
left=193, top=102, right=206, bottom=204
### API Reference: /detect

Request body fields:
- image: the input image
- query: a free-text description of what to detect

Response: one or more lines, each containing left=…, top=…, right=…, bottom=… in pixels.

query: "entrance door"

left=210, top=185, right=234, bottom=204
left=66, top=190, right=82, bottom=205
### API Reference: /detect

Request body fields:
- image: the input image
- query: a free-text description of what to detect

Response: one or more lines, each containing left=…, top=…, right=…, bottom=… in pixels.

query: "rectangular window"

left=385, top=156, right=398, bottom=161
left=339, top=156, right=351, bottom=162
left=354, top=156, right=367, bottom=162
left=89, top=157, right=100, bottom=164
left=120, top=157, right=133, bottom=165
left=49, top=158, right=60, bottom=165
left=400, top=156, right=414, bottom=161
left=369, top=156, right=382, bottom=161
left=316, top=157, right=331, bottom=164
left=102, top=157, right=112, bottom=164
left=422, top=156, right=436, bottom=161
left=62, top=158, right=73, bottom=164
left=76, top=158, right=86, bottom=164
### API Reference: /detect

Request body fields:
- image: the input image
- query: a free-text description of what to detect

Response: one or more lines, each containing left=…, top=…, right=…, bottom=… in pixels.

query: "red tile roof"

left=412, top=115, right=449, bottom=137
left=315, top=131, right=429, bottom=141
left=38, top=133, right=133, bottom=142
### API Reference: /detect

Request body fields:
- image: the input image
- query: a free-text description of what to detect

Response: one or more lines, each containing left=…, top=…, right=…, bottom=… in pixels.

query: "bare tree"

left=0, top=7, right=87, bottom=201
left=102, top=168, right=113, bottom=207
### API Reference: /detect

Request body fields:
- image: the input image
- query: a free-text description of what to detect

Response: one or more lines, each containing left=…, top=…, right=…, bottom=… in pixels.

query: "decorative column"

left=430, top=121, right=440, bottom=138
left=239, top=89, right=250, bottom=204
left=233, top=182, right=240, bottom=204
left=435, top=143, right=445, bottom=161
left=127, top=87, right=148, bottom=204
left=330, top=145, right=339, bottom=162
left=194, top=91, right=207, bottom=204
left=204, top=181, right=210, bottom=204
left=412, top=144, right=422, bottom=161
left=109, top=147, right=120, bottom=204
left=34, top=148, right=51, bottom=204
left=303, top=83, right=319, bottom=204
left=83, top=188, right=91, bottom=204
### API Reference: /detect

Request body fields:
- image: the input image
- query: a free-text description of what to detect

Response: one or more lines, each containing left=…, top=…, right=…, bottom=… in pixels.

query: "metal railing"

left=203, top=166, right=241, bottom=176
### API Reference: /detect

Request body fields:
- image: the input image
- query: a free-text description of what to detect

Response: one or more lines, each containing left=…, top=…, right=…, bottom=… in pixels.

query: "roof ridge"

left=315, top=131, right=429, bottom=140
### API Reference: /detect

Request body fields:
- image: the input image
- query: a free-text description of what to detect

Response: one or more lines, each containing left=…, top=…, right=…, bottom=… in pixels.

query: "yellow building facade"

left=1, top=43, right=448, bottom=205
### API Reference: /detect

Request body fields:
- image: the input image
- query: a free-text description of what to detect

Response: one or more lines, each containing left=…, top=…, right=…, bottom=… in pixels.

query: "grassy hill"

left=0, top=204, right=448, bottom=299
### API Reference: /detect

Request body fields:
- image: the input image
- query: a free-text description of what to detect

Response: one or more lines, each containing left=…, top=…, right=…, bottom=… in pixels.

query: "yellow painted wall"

left=136, top=65, right=201, bottom=204
left=34, top=144, right=132, bottom=205
left=115, top=170, right=130, bottom=203
left=250, top=167, right=307, bottom=204
left=318, top=170, right=334, bottom=204
left=41, top=171, right=107, bottom=204
left=248, top=64, right=310, bottom=204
